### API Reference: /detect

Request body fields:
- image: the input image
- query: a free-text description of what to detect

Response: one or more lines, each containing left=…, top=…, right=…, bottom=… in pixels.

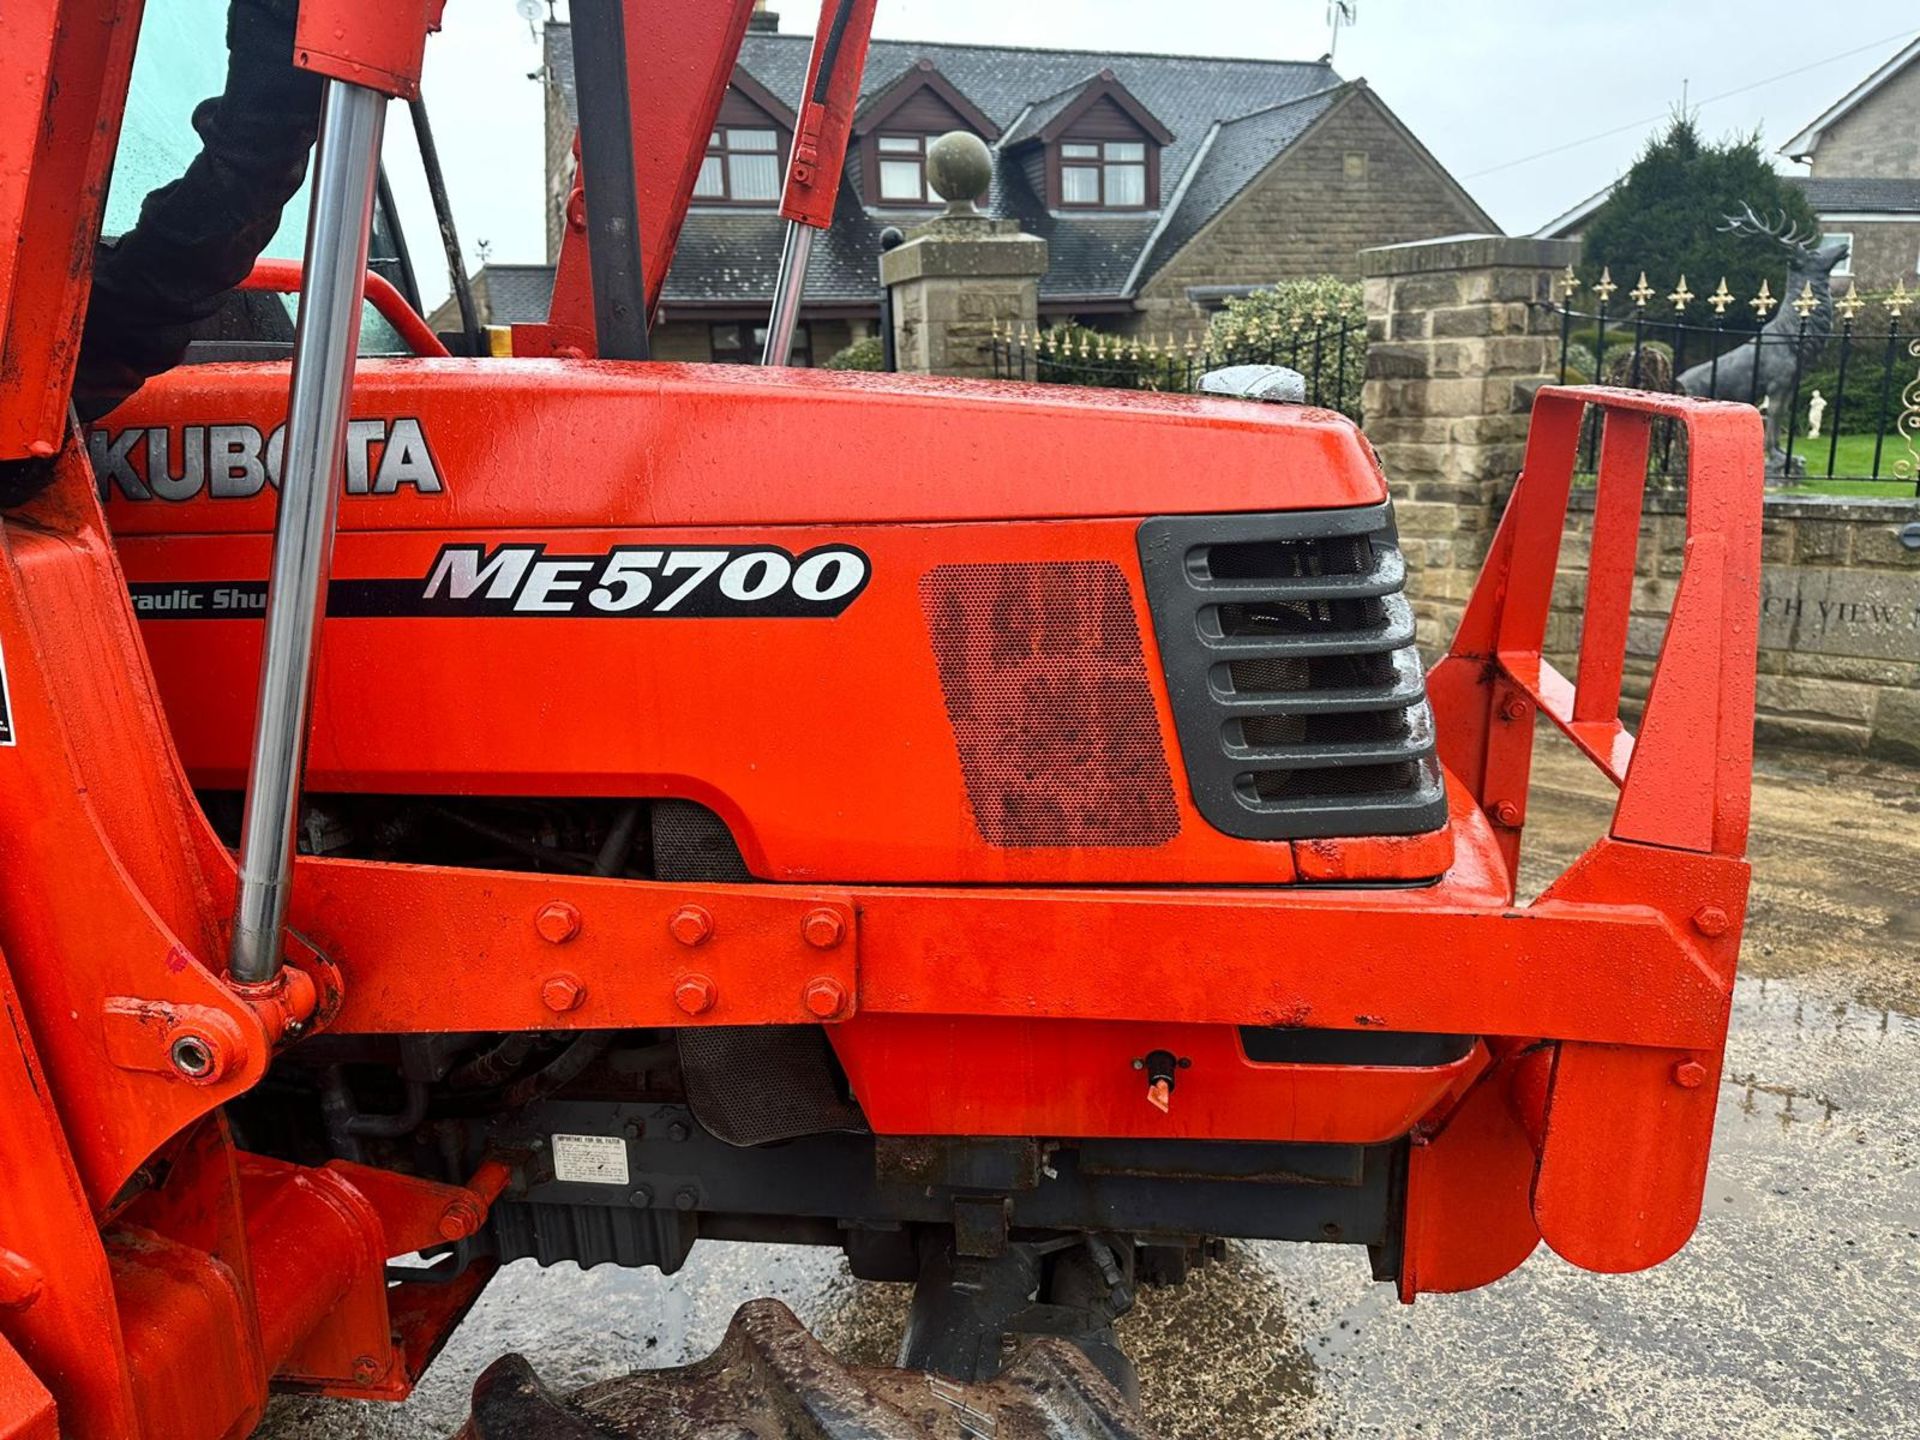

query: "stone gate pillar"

left=1358, top=234, right=1578, bottom=649
left=880, top=132, right=1047, bottom=378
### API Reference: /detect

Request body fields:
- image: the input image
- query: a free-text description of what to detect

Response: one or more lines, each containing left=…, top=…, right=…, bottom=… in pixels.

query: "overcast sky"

left=386, top=1, right=1919, bottom=308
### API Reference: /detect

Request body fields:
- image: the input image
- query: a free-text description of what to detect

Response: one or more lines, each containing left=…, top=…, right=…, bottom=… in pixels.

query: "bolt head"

left=804, top=977, right=847, bottom=1019
left=351, top=1354, right=383, bottom=1386
left=674, top=1187, right=699, bottom=1211
left=1501, top=696, right=1531, bottom=721
left=1673, top=1059, right=1709, bottom=1089
left=1691, top=904, right=1730, bottom=937
left=541, top=973, right=586, bottom=1014
left=674, top=974, right=717, bottom=1016
left=1492, top=800, right=1523, bottom=828
left=535, top=901, right=582, bottom=944
left=438, top=1197, right=483, bottom=1241
left=801, top=908, right=846, bottom=950
left=669, top=905, right=714, bottom=947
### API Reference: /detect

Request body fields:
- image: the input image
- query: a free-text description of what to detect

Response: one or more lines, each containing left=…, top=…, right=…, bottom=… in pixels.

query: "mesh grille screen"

left=921, top=561, right=1180, bottom=848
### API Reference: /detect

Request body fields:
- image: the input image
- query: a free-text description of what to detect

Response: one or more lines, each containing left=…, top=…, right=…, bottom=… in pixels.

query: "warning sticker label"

left=551, top=1133, right=630, bottom=1185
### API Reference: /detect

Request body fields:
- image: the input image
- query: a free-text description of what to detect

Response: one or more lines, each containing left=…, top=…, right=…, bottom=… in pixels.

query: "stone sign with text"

left=1759, top=566, right=1920, bottom=663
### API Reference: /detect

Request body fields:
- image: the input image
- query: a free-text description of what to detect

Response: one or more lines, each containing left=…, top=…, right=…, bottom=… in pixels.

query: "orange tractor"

left=0, top=1, right=1762, bottom=1436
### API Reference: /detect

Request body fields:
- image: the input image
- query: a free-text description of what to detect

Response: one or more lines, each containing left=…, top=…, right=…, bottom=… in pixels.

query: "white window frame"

left=693, top=126, right=782, bottom=204
left=875, top=133, right=932, bottom=204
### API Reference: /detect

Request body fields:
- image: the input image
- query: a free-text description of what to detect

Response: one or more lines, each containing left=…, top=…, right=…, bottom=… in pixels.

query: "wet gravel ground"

left=262, top=738, right=1920, bottom=1439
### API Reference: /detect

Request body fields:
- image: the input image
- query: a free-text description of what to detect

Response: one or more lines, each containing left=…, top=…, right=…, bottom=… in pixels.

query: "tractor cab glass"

left=103, top=0, right=424, bottom=358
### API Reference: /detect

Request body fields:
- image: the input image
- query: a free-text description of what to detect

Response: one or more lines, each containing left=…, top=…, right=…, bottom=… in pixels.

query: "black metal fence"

left=990, top=318, right=1368, bottom=421
left=1554, top=269, right=1920, bottom=495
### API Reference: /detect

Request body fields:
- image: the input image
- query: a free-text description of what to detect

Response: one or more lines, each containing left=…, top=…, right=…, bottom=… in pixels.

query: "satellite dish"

left=514, top=0, right=541, bottom=22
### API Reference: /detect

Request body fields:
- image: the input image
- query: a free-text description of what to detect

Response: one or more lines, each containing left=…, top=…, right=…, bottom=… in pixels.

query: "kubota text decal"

left=91, top=418, right=443, bottom=500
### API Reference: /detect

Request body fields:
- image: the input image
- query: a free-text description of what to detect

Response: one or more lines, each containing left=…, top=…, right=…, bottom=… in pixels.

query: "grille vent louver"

left=1138, top=504, right=1447, bottom=841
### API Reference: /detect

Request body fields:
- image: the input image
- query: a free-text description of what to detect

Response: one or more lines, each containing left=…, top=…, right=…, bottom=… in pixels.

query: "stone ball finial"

left=926, top=131, right=992, bottom=214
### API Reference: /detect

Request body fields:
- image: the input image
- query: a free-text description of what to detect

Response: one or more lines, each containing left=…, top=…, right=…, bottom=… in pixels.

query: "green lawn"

left=1783, top=433, right=1918, bottom=497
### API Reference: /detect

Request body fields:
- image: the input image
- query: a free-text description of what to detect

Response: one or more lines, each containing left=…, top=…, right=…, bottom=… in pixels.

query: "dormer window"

left=1060, top=140, right=1148, bottom=208
left=695, top=126, right=782, bottom=203
left=1002, top=69, right=1171, bottom=214
left=876, top=134, right=932, bottom=203
left=852, top=59, right=1001, bottom=208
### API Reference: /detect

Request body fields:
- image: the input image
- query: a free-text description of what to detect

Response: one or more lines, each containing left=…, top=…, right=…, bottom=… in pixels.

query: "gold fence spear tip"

left=1629, top=272, right=1653, bottom=309
left=1791, top=280, right=1818, bottom=319
left=1668, top=275, right=1694, bottom=312
left=1888, top=278, right=1910, bottom=319
left=1749, top=277, right=1775, bottom=319
left=1709, top=277, right=1734, bottom=315
left=1836, top=284, right=1864, bottom=322
left=1592, top=266, right=1617, bottom=304
left=1558, top=264, right=1580, bottom=301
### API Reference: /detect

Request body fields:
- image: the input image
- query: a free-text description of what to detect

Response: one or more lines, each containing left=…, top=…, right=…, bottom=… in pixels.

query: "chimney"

left=748, top=0, right=778, bottom=32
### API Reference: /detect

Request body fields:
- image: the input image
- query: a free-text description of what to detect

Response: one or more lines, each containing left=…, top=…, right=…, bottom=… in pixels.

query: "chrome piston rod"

left=761, top=221, right=814, bottom=366
left=228, top=80, right=386, bottom=986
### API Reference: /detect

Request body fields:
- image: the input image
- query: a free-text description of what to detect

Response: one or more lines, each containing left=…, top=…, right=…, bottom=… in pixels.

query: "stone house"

left=432, top=8, right=1492, bottom=363
left=1779, top=33, right=1920, bottom=298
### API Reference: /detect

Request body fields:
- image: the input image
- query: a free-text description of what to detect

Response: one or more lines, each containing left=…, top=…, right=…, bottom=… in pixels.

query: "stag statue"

left=1677, top=205, right=1850, bottom=476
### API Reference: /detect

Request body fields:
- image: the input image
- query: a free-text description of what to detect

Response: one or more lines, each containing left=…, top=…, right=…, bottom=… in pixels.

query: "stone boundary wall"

left=1359, top=235, right=1574, bottom=652
left=1358, top=233, right=1920, bottom=763
left=1549, top=493, right=1920, bottom=761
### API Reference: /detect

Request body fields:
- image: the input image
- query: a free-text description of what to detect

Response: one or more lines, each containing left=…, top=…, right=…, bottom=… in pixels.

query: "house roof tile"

left=538, top=26, right=1470, bottom=308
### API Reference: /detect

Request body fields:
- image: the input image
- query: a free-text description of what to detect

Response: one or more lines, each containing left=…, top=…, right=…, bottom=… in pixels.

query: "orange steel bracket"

left=0, top=1333, right=56, bottom=1440
left=528, top=0, right=758, bottom=353
left=1426, top=385, right=1763, bottom=1278
left=293, top=0, right=445, bottom=101
left=1397, top=1047, right=1542, bottom=1300
left=0, top=942, right=139, bottom=1435
left=0, top=0, right=144, bottom=462
left=0, top=440, right=271, bottom=1210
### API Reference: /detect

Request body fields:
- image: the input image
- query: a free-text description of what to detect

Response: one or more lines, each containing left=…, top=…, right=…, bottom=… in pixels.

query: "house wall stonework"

left=1358, top=234, right=1920, bottom=763
left=1133, top=89, right=1491, bottom=336
left=1826, top=217, right=1920, bottom=297
left=543, top=34, right=574, bottom=263
left=1358, top=235, right=1572, bottom=650
left=1809, top=58, right=1920, bottom=180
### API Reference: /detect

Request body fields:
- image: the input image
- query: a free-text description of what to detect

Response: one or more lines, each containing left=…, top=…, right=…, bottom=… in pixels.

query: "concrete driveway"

left=262, top=737, right=1920, bottom=1439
